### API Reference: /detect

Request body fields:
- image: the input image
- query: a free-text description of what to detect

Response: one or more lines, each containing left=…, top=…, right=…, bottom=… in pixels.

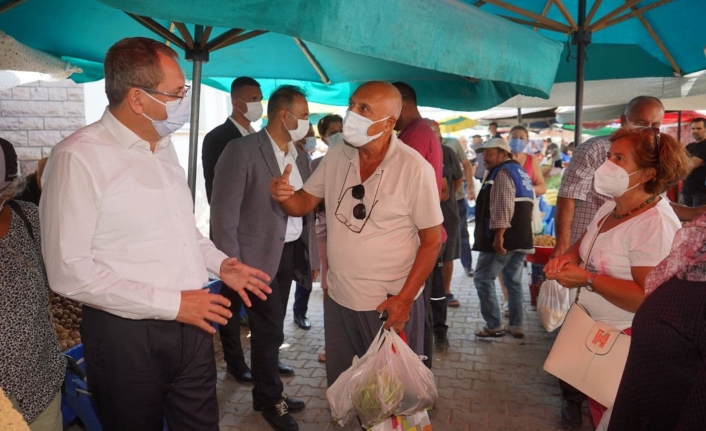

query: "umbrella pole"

left=677, top=111, right=682, bottom=143
left=187, top=59, right=203, bottom=202
left=573, top=0, right=590, bottom=146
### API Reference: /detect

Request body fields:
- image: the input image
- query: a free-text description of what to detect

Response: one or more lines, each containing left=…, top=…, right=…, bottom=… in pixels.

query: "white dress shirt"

left=228, top=116, right=256, bottom=137
left=265, top=130, right=303, bottom=242
left=40, top=109, right=228, bottom=321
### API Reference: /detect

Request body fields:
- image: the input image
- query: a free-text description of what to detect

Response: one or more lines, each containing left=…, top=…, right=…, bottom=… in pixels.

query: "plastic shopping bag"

left=537, top=279, right=571, bottom=332
left=326, top=329, right=385, bottom=426
left=387, top=330, right=438, bottom=417
left=327, top=326, right=438, bottom=428
left=347, top=328, right=404, bottom=428
left=370, top=410, right=432, bottom=431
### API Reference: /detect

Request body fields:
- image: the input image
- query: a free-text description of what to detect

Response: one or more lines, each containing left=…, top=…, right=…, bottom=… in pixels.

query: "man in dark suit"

left=201, top=76, right=263, bottom=385
left=202, top=76, right=263, bottom=202
left=211, top=85, right=318, bottom=431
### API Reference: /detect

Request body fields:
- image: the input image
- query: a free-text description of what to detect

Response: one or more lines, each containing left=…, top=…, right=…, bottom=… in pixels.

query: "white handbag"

left=543, top=302, right=631, bottom=408
left=542, top=215, right=631, bottom=408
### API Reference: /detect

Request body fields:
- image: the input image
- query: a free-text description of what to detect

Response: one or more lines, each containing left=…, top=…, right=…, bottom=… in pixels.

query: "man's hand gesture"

left=219, top=258, right=272, bottom=307
left=270, top=164, right=295, bottom=203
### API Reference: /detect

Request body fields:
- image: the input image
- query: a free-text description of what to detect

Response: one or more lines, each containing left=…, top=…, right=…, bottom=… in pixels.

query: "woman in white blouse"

left=544, top=127, right=690, bottom=427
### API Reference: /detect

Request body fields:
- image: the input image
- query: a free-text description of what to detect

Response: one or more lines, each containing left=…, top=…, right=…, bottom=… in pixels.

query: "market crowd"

left=2, top=36, right=706, bottom=431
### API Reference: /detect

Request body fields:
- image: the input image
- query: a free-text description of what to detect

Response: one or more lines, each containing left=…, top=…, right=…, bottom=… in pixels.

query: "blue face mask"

left=303, top=137, right=317, bottom=152
left=508, top=137, right=526, bottom=154
left=141, top=90, right=191, bottom=137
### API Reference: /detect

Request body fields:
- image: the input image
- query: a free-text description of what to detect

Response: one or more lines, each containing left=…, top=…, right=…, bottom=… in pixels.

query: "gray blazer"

left=210, top=128, right=318, bottom=289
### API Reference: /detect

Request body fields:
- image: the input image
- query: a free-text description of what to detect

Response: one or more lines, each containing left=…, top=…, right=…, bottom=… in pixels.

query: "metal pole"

left=677, top=111, right=682, bottom=143
left=187, top=61, right=202, bottom=201
left=574, top=0, right=588, bottom=146
left=517, top=107, right=523, bottom=123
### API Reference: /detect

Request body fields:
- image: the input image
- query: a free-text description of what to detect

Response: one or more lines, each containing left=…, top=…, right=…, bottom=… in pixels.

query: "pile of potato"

left=49, top=293, right=82, bottom=351
left=533, top=234, right=556, bottom=247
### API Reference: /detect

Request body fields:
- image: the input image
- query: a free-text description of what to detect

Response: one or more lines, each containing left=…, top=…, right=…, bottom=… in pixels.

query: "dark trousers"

left=431, top=245, right=447, bottom=338
left=219, top=282, right=248, bottom=372
left=81, top=306, right=218, bottom=431
left=458, top=199, right=473, bottom=270
left=422, top=274, right=434, bottom=369
left=560, top=378, right=587, bottom=404
left=247, top=239, right=298, bottom=404
left=292, top=282, right=310, bottom=318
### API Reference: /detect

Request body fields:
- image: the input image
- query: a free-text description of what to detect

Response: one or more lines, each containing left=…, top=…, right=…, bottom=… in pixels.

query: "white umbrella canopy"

left=0, top=31, right=81, bottom=90
left=498, top=70, right=706, bottom=110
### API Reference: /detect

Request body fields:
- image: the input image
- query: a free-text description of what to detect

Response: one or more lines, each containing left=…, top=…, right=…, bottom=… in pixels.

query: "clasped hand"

left=376, top=295, right=413, bottom=333
left=544, top=255, right=589, bottom=288
left=270, top=164, right=295, bottom=203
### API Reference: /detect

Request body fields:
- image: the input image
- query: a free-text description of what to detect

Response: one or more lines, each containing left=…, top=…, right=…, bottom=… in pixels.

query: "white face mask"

left=342, top=110, right=390, bottom=148
left=141, top=90, right=191, bottom=137
left=286, top=112, right=309, bottom=142
left=326, top=132, right=344, bottom=148
left=594, top=160, right=642, bottom=197
left=303, top=137, right=317, bottom=152
left=238, top=99, right=263, bottom=123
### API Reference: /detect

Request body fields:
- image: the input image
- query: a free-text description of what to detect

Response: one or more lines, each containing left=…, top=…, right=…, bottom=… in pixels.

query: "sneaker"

left=446, top=293, right=460, bottom=308
left=261, top=399, right=299, bottom=431
left=507, top=326, right=525, bottom=339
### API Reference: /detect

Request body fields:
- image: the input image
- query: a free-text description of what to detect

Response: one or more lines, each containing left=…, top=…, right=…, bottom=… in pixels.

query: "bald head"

left=622, top=96, right=665, bottom=128
left=351, top=81, right=402, bottom=120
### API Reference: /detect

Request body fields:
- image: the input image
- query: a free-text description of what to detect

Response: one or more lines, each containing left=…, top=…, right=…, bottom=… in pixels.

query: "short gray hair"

left=0, top=175, right=26, bottom=201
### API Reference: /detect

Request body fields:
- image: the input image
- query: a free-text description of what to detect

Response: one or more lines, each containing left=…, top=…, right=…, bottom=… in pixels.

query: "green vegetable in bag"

left=351, top=363, right=404, bottom=428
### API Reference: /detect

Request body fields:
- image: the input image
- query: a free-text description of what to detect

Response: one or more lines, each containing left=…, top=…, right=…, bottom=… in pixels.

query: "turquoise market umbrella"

left=473, top=0, right=706, bottom=144
left=0, top=0, right=563, bottom=194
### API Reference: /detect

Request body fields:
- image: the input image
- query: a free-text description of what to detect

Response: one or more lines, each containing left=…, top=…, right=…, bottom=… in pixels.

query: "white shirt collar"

left=101, top=108, right=170, bottom=153
left=228, top=116, right=255, bottom=137
left=265, top=129, right=298, bottom=160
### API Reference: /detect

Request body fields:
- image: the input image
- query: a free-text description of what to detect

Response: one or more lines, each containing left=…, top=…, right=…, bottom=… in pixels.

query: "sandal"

left=507, top=326, right=525, bottom=339
left=474, top=326, right=506, bottom=338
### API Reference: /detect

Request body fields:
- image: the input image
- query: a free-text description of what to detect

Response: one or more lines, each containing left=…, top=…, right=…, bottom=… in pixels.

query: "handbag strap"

left=575, top=213, right=610, bottom=303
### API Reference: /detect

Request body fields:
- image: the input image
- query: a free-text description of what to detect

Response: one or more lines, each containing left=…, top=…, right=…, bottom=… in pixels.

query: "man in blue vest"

left=472, top=138, right=534, bottom=339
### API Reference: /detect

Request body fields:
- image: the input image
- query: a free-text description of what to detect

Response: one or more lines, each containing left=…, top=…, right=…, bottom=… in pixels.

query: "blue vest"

left=473, top=159, right=534, bottom=253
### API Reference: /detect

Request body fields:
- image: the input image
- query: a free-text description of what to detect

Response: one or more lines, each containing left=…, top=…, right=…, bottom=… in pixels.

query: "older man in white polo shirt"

left=270, top=81, right=443, bottom=385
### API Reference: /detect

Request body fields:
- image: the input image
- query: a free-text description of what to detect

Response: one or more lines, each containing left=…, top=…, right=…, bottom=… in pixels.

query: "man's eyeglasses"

left=137, top=84, right=191, bottom=100
left=334, top=165, right=383, bottom=233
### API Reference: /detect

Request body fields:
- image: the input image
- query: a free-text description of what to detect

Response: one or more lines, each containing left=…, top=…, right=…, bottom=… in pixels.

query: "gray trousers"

left=324, top=294, right=424, bottom=387
left=324, top=295, right=382, bottom=387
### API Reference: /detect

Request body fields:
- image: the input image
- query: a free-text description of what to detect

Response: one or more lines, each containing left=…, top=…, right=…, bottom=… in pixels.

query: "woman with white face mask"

left=544, top=127, right=690, bottom=427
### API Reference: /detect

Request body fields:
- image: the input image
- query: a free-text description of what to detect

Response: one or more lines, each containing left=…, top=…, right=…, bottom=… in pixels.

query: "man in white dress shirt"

left=39, top=37, right=271, bottom=431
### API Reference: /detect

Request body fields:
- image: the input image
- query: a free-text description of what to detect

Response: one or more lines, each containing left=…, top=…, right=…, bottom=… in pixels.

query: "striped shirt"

left=557, top=136, right=611, bottom=244
left=489, top=168, right=515, bottom=230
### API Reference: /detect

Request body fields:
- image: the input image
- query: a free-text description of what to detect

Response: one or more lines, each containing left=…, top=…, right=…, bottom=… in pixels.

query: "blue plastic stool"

left=61, top=344, right=103, bottom=431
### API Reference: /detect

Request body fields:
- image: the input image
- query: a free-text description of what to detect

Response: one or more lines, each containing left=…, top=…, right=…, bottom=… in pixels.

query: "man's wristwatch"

left=586, top=274, right=596, bottom=292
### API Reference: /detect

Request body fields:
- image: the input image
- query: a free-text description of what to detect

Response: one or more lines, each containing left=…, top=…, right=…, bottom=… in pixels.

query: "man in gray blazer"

left=210, top=85, right=318, bottom=431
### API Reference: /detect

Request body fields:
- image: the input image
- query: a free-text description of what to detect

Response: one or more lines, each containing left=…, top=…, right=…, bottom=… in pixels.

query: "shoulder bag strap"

left=7, top=200, right=35, bottom=243
left=575, top=213, right=610, bottom=303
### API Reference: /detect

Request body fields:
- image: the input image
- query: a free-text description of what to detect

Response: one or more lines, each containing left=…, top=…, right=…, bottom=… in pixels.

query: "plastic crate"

left=61, top=344, right=103, bottom=431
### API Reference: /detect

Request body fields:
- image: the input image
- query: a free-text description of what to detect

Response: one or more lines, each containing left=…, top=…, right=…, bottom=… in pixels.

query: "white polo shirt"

left=303, top=134, right=442, bottom=311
